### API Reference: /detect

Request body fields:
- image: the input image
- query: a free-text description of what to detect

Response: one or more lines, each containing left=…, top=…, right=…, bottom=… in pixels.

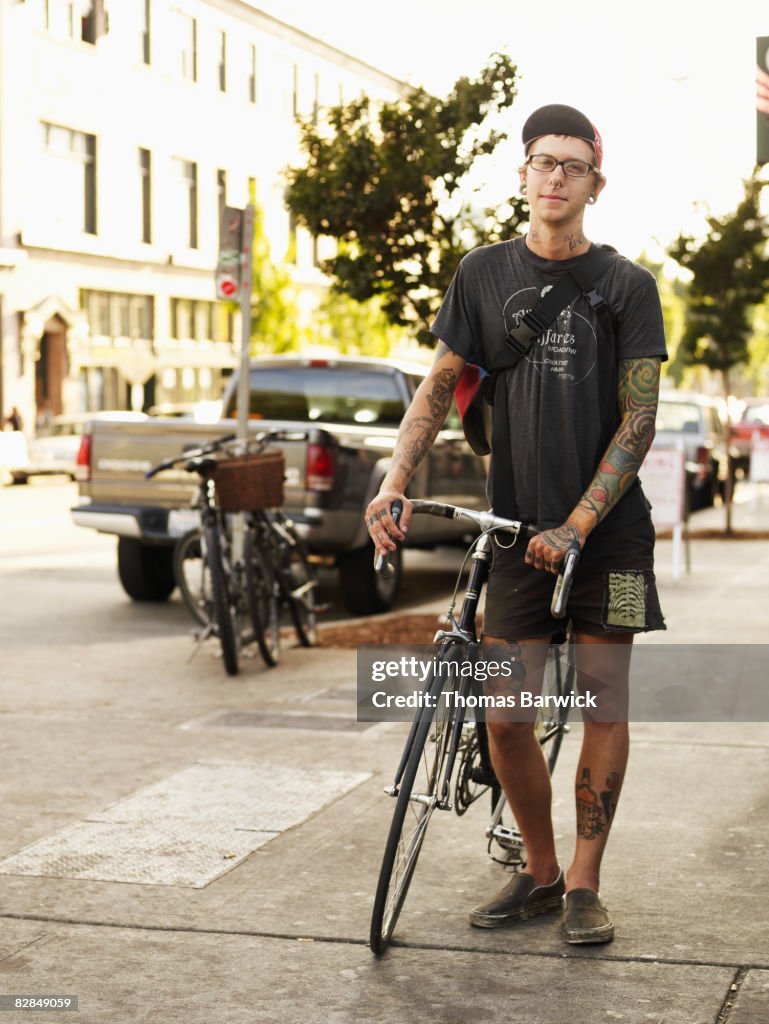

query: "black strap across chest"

left=489, top=245, right=617, bottom=520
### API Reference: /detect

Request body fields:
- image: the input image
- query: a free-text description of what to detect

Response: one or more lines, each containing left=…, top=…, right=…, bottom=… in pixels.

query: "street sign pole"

left=236, top=204, right=254, bottom=447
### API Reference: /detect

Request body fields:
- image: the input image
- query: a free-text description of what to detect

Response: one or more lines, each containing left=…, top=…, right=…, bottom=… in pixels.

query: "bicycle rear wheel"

left=245, top=530, right=280, bottom=667
left=537, top=632, right=576, bottom=773
left=278, top=529, right=318, bottom=647
left=205, top=521, right=239, bottom=676
left=369, top=642, right=460, bottom=955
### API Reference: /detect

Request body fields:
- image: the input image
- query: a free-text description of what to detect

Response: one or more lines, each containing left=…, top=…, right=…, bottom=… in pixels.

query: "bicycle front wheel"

left=205, top=521, right=239, bottom=676
left=174, top=528, right=212, bottom=627
left=369, top=643, right=460, bottom=956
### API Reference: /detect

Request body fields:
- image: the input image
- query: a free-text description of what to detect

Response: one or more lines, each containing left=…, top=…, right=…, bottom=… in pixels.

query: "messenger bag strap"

left=503, top=245, right=615, bottom=361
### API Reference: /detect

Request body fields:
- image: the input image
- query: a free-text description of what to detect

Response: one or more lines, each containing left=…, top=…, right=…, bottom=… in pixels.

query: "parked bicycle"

left=147, top=430, right=318, bottom=675
left=369, top=499, right=578, bottom=956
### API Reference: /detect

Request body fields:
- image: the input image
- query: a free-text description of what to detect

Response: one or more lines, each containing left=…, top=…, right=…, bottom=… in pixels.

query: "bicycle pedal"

left=488, top=824, right=523, bottom=849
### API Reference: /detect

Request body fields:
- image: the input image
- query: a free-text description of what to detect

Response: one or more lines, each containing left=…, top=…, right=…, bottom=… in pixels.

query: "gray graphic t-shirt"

left=431, top=237, right=668, bottom=533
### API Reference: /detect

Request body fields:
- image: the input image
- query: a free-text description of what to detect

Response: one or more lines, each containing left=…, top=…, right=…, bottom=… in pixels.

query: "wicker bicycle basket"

left=212, top=450, right=285, bottom=511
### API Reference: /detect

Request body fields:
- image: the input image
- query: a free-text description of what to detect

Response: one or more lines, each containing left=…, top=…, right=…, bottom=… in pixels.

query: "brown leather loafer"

left=562, top=888, right=615, bottom=944
left=469, top=869, right=565, bottom=929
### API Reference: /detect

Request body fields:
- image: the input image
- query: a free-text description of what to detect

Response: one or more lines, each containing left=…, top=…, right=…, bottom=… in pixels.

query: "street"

left=1, top=478, right=769, bottom=1023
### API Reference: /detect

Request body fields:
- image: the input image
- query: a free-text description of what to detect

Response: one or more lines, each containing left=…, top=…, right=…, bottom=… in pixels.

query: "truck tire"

left=337, top=541, right=402, bottom=615
left=117, top=537, right=176, bottom=602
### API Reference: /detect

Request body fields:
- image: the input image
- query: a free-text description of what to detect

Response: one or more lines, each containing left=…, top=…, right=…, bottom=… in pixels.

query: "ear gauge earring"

left=588, top=193, right=597, bottom=204
left=521, top=183, right=528, bottom=195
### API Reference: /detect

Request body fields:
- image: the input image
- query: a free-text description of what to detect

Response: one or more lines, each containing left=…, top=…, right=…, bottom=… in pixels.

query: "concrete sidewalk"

left=1, top=489, right=768, bottom=1023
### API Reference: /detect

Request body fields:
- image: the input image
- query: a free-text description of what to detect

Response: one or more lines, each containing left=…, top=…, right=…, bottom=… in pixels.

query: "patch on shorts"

left=604, top=571, right=646, bottom=629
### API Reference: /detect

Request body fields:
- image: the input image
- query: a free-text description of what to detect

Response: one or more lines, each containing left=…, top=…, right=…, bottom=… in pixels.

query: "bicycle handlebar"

left=145, top=433, right=237, bottom=478
left=145, top=428, right=310, bottom=479
left=373, top=499, right=580, bottom=619
left=550, top=541, right=580, bottom=620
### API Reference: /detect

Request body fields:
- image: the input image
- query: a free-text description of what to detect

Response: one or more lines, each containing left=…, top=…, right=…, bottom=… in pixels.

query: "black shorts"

left=483, top=514, right=666, bottom=640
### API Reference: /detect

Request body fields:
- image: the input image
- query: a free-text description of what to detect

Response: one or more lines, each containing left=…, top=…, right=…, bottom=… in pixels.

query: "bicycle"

left=149, top=430, right=318, bottom=674
left=368, top=499, right=579, bottom=956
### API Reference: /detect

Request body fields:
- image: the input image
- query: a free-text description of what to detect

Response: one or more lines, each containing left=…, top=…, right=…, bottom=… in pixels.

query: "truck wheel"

left=337, top=541, right=402, bottom=615
left=117, top=537, right=176, bottom=602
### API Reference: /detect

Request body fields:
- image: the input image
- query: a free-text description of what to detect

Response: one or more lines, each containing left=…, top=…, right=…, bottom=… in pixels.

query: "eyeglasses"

left=525, top=153, right=599, bottom=178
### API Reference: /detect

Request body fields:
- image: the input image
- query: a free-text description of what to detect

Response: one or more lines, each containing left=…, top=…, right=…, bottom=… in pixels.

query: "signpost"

left=758, top=36, right=769, bottom=166
left=749, top=430, right=769, bottom=484
left=216, top=204, right=254, bottom=446
left=640, top=445, right=688, bottom=580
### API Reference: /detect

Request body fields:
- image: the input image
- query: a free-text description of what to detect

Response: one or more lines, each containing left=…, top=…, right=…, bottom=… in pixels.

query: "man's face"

left=519, top=134, right=605, bottom=224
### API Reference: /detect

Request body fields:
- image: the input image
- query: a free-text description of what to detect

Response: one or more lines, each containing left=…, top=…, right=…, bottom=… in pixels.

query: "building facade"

left=0, top=0, right=406, bottom=430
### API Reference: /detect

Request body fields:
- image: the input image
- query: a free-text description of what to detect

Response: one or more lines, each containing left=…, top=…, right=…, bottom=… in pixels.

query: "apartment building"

left=0, top=0, right=406, bottom=428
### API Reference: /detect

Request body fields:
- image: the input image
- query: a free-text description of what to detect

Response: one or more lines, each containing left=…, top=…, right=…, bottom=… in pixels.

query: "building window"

left=171, top=299, right=232, bottom=343
left=141, top=0, right=151, bottom=64
left=41, top=122, right=97, bottom=235
left=218, top=30, right=227, bottom=92
left=45, top=1, right=108, bottom=44
left=139, top=148, right=151, bottom=244
left=173, top=158, right=198, bottom=249
left=248, top=44, right=257, bottom=104
left=80, top=0, right=108, bottom=44
left=173, top=8, right=197, bottom=82
left=81, top=291, right=154, bottom=341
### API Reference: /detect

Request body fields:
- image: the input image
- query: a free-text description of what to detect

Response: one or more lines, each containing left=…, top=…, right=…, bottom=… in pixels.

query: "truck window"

left=226, top=367, right=407, bottom=426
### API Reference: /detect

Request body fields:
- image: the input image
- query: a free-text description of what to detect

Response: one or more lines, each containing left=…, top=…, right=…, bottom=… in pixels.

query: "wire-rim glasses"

left=525, top=153, right=599, bottom=178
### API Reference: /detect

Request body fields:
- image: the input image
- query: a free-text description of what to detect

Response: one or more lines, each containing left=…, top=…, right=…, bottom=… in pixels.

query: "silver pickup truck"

left=71, top=355, right=488, bottom=614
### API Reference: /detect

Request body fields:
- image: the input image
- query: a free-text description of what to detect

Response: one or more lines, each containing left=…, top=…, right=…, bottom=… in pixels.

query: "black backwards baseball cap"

left=522, top=104, right=604, bottom=168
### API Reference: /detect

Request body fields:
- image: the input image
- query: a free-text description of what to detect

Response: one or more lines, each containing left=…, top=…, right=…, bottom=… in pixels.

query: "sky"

left=256, top=0, right=768, bottom=263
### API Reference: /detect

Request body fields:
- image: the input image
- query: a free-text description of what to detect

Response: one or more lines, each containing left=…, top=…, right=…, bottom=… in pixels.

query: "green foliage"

left=317, top=291, right=408, bottom=357
left=635, top=252, right=688, bottom=383
left=285, top=53, right=527, bottom=345
left=668, top=174, right=769, bottom=381
left=249, top=201, right=305, bottom=354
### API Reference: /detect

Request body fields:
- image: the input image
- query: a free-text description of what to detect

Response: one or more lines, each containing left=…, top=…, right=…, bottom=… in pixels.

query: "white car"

left=9, top=411, right=147, bottom=484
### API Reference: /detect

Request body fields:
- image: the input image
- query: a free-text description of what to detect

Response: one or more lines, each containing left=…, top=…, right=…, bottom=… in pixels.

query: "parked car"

left=653, top=392, right=733, bottom=511
left=10, top=411, right=147, bottom=484
left=728, top=397, right=769, bottom=478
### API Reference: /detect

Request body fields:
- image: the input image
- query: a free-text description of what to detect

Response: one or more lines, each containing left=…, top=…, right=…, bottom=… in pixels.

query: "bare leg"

left=483, top=636, right=560, bottom=886
left=567, top=632, right=633, bottom=893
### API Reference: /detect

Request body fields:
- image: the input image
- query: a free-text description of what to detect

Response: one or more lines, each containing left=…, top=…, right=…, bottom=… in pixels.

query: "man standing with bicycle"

left=366, top=103, right=667, bottom=944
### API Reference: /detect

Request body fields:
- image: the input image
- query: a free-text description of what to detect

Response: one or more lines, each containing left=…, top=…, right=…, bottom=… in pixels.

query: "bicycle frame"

left=370, top=500, right=578, bottom=954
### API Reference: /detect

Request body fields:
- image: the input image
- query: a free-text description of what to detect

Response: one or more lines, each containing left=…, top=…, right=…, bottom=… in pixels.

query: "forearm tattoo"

left=575, top=767, right=621, bottom=840
left=390, top=366, right=458, bottom=479
left=576, top=358, right=660, bottom=525
left=539, top=523, right=581, bottom=550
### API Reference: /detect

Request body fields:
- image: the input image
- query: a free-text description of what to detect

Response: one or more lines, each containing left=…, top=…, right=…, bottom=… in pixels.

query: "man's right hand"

left=365, top=493, right=411, bottom=557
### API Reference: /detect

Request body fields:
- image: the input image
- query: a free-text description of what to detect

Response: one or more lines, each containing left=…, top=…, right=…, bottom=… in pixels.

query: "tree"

left=669, top=171, right=769, bottom=528
left=249, top=201, right=305, bottom=354
left=318, top=291, right=408, bottom=358
left=285, top=53, right=527, bottom=345
left=668, top=173, right=769, bottom=399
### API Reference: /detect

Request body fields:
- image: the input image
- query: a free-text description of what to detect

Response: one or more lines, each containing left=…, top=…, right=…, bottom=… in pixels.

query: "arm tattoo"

left=390, top=365, right=458, bottom=479
left=575, top=358, right=660, bottom=527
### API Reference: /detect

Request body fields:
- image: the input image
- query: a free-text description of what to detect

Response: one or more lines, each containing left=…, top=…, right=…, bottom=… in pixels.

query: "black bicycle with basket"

left=148, top=430, right=318, bottom=675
